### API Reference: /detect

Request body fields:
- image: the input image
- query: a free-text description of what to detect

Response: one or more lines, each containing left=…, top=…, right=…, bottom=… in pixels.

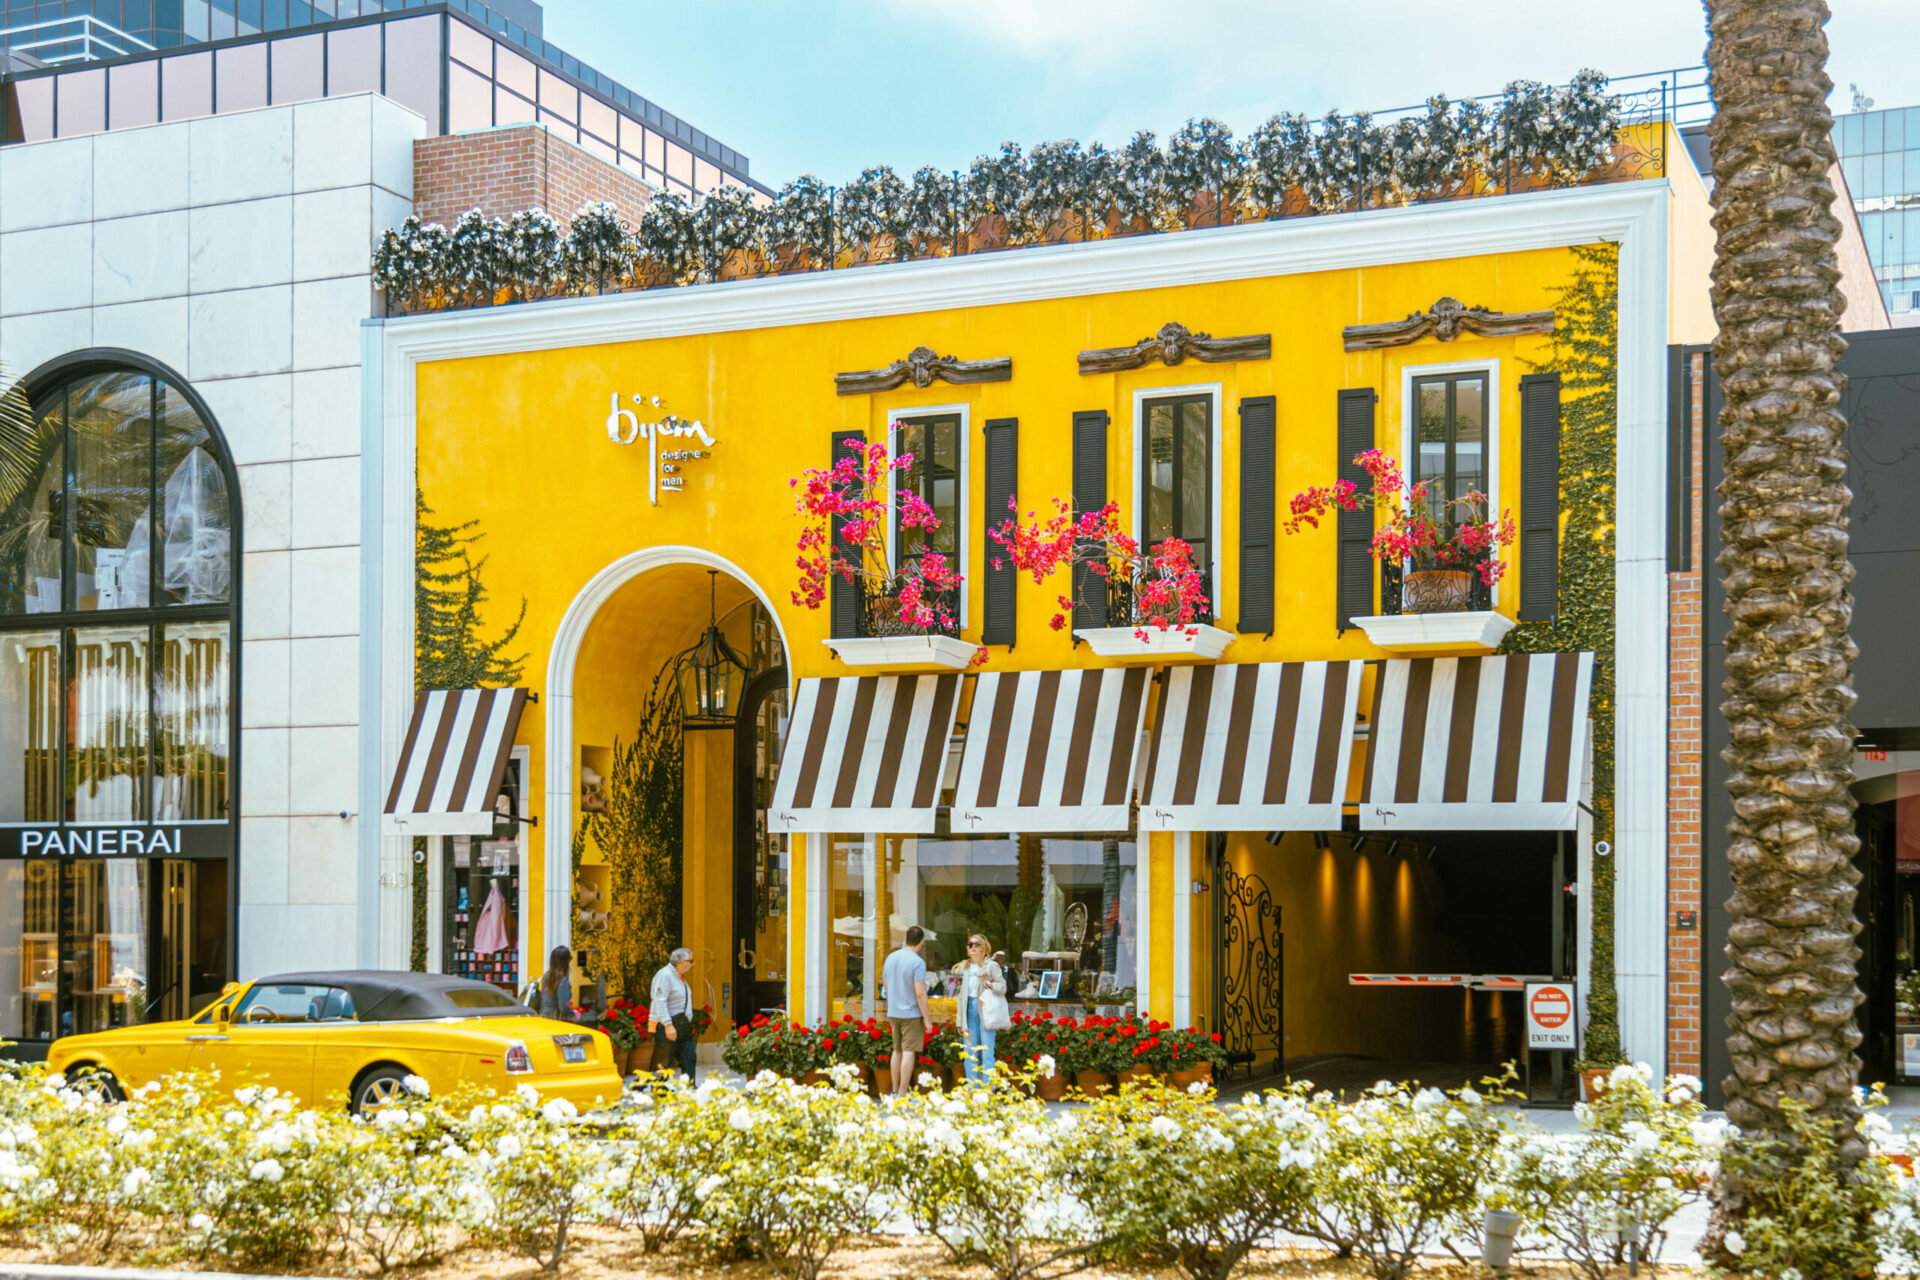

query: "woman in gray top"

left=538, top=945, right=574, bottom=1021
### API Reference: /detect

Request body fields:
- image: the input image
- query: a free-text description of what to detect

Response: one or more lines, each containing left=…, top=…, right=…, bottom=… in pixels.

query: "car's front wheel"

left=351, top=1066, right=410, bottom=1115
left=68, top=1065, right=122, bottom=1104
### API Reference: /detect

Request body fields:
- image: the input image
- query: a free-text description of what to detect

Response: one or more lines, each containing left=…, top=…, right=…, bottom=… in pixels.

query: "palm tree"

left=1704, top=0, right=1865, bottom=1243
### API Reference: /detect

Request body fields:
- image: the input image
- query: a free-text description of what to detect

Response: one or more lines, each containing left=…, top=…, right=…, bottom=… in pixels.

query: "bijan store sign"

left=606, top=393, right=717, bottom=505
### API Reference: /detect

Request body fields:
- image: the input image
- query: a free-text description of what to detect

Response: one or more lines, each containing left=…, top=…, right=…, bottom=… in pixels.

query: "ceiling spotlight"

left=1312, top=831, right=1331, bottom=850
left=1351, top=834, right=1371, bottom=853
left=1264, top=830, right=1284, bottom=847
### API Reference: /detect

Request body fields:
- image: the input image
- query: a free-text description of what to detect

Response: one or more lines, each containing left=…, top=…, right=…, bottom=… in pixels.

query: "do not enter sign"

left=1526, top=982, right=1577, bottom=1050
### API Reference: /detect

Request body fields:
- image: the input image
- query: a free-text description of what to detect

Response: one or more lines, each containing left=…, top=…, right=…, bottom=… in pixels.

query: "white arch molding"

left=541, top=546, right=795, bottom=962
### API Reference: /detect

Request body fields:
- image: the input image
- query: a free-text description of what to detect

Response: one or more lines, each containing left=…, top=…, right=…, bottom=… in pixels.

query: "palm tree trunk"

left=1705, top=0, right=1865, bottom=1244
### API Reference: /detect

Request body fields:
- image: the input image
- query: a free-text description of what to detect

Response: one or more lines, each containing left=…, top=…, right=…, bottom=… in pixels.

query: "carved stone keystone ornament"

left=834, top=345, right=1013, bottom=395
left=1341, top=296, right=1556, bottom=351
left=1077, top=322, right=1272, bottom=375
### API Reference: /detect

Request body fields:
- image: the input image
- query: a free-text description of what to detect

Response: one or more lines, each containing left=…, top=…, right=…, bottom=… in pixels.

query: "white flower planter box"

left=1074, top=623, right=1235, bottom=662
left=1351, top=610, right=1516, bottom=653
left=823, top=634, right=979, bottom=670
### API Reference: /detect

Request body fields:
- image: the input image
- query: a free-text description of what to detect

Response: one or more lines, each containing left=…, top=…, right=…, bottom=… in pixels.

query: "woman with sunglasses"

left=953, top=933, right=1010, bottom=1086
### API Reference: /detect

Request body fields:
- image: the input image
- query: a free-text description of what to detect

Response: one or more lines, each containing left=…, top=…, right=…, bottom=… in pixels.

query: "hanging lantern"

left=674, top=570, right=749, bottom=725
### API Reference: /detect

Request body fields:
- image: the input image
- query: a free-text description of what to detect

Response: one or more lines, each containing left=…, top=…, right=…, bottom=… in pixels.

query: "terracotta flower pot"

left=1116, top=1065, right=1157, bottom=1089
left=1404, top=568, right=1473, bottom=613
left=1035, top=1072, right=1068, bottom=1102
left=798, top=1070, right=828, bottom=1088
left=1168, top=1064, right=1213, bottom=1089
left=915, top=1063, right=949, bottom=1091
left=870, top=1065, right=893, bottom=1096
left=1073, top=1070, right=1114, bottom=1099
left=1579, top=1068, right=1613, bottom=1103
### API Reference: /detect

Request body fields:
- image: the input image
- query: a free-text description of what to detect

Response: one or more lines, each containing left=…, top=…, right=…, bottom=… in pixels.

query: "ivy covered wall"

left=1500, top=242, right=1622, bottom=1063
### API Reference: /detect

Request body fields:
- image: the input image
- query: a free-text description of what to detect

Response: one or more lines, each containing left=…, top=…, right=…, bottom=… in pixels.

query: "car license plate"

left=560, top=1043, right=586, bottom=1064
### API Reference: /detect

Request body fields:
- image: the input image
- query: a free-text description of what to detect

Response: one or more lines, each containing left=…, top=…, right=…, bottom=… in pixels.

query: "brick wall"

left=1667, top=351, right=1706, bottom=1077
left=413, top=123, right=655, bottom=230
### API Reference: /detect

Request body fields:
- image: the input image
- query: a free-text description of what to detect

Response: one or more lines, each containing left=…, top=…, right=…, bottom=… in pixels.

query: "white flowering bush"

left=326, top=1079, right=469, bottom=1274
left=879, top=1071, right=1098, bottom=1280
left=694, top=1069, right=887, bottom=1280
left=601, top=1074, right=734, bottom=1253
left=1303, top=1079, right=1516, bottom=1280
left=562, top=199, right=635, bottom=294
left=461, top=1084, right=612, bottom=1270
left=1499, top=1065, right=1717, bottom=1278
left=1073, top=1082, right=1320, bottom=1280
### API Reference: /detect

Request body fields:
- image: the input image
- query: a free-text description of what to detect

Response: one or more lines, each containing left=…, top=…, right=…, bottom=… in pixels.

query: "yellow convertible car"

left=46, top=970, right=624, bottom=1113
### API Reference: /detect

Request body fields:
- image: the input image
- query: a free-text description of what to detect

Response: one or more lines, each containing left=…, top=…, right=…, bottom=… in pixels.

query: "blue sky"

left=540, top=0, right=1920, bottom=188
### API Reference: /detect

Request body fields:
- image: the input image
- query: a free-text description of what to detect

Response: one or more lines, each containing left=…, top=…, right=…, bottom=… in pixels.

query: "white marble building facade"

left=0, top=92, right=422, bottom=976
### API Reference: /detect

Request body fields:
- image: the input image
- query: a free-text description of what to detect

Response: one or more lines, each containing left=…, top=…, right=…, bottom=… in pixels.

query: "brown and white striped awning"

left=1138, top=662, right=1364, bottom=832
left=769, top=674, right=963, bottom=834
left=383, top=688, right=530, bottom=836
left=951, top=668, right=1153, bottom=834
left=1360, top=653, right=1594, bottom=831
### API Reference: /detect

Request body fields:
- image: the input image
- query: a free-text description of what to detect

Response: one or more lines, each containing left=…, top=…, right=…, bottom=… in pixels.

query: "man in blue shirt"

left=880, top=925, right=934, bottom=1096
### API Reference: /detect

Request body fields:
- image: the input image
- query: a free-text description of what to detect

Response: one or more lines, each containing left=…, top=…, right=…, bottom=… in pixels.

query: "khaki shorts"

left=890, top=1016, right=926, bottom=1053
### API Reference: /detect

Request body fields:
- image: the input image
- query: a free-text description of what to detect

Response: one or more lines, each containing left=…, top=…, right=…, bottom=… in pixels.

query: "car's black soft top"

left=249, top=970, right=542, bottom=1022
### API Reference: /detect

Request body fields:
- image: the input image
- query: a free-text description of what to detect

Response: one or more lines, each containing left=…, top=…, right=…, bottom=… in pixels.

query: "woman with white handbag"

left=955, top=933, right=1010, bottom=1086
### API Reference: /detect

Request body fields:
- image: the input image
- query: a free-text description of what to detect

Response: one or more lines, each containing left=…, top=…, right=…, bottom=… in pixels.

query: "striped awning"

left=383, top=688, right=530, bottom=836
left=769, top=674, right=963, bottom=834
left=952, top=667, right=1152, bottom=834
left=1360, top=652, right=1594, bottom=831
left=1138, top=661, right=1363, bottom=832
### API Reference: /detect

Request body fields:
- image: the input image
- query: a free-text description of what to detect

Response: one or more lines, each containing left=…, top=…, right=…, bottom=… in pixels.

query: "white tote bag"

left=978, top=964, right=1012, bottom=1031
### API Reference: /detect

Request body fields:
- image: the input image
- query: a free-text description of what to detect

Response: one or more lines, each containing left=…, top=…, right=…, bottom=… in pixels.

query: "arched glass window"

left=0, top=360, right=238, bottom=1039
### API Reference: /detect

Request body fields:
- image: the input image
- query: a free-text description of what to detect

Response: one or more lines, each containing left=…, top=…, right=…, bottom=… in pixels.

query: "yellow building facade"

left=372, top=153, right=1711, bottom=1079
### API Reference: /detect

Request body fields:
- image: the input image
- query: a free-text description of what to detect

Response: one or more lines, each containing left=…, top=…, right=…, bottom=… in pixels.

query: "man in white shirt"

left=880, top=925, right=934, bottom=1096
left=648, top=947, right=698, bottom=1079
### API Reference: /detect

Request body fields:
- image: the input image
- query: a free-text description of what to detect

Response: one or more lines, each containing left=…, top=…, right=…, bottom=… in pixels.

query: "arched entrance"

left=545, top=548, right=790, bottom=1025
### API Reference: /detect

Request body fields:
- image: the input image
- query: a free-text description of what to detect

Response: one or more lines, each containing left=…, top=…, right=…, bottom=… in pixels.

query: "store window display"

left=0, top=359, right=239, bottom=1047
left=829, top=834, right=1137, bottom=1023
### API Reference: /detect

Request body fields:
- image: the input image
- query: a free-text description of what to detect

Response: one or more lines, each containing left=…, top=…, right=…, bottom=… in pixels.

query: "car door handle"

left=185, top=1034, right=229, bottom=1043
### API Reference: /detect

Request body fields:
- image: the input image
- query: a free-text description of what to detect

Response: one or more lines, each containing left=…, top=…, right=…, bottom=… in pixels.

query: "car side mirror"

left=214, top=1002, right=231, bottom=1027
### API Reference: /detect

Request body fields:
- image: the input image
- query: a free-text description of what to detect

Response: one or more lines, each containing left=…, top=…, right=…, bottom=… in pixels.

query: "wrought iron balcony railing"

left=854, top=574, right=961, bottom=640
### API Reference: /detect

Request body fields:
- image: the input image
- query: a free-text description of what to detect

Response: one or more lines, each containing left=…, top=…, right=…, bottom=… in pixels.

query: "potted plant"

left=989, top=498, right=1231, bottom=660
left=919, top=1022, right=964, bottom=1089
left=1163, top=1026, right=1226, bottom=1088
left=594, top=997, right=649, bottom=1077
left=789, top=438, right=983, bottom=669
left=1574, top=1055, right=1625, bottom=1103
left=1285, top=449, right=1517, bottom=644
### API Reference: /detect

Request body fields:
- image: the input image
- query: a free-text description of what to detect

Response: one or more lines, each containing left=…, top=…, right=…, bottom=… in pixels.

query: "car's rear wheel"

left=68, top=1065, right=121, bottom=1104
left=351, top=1066, right=410, bottom=1115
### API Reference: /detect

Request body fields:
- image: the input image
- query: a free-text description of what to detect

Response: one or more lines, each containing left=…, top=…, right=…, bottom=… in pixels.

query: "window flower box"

left=825, top=634, right=980, bottom=670
left=1074, top=623, right=1235, bottom=662
left=1350, top=610, right=1515, bottom=653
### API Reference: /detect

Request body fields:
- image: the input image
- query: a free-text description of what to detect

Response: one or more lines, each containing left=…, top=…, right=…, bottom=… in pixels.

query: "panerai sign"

left=606, top=393, right=717, bottom=505
left=19, top=826, right=185, bottom=856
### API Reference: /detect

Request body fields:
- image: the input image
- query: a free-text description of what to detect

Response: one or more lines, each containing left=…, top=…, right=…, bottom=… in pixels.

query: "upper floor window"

left=1411, top=372, right=1488, bottom=522
left=891, top=412, right=961, bottom=570
left=0, top=363, right=237, bottom=828
left=1142, top=393, right=1212, bottom=577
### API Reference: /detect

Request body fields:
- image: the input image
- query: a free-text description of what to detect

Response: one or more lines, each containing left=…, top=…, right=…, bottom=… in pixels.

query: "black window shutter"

left=1335, top=389, right=1377, bottom=633
left=982, top=417, right=1018, bottom=646
left=1518, top=372, right=1563, bottom=623
left=1071, top=409, right=1109, bottom=629
left=829, top=429, right=865, bottom=640
left=1237, top=395, right=1276, bottom=634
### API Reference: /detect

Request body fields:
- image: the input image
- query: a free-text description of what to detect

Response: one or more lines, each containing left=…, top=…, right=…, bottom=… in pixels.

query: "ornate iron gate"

left=1215, top=858, right=1284, bottom=1071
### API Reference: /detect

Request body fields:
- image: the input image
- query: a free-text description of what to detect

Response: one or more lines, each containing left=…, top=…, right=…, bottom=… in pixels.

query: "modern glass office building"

left=0, top=0, right=759, bottom=197
left=1836, top=103, right=1920, bottom=319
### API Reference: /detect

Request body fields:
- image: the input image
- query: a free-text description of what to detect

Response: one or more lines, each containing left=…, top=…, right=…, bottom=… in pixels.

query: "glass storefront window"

left=0, top=631, right=60, bottom=824
left=70, top=625, right=151, bottom=824
left=69, top=371, right=153, bottom=614
left=442, top=758, right=524, bottom=994
left=0, top=364, right=238, bottom=1041
left=156, top=622, right=228, bottom=821
left=750, top=681, right=788, bottom=994
left=0, top=857, right=227, bottom=1040
left=829, top=834, right=1138, bottom=1022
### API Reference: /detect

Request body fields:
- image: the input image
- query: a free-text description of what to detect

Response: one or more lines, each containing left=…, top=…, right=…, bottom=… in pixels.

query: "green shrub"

left=1072, top=1082, right=1319, bottom=1280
